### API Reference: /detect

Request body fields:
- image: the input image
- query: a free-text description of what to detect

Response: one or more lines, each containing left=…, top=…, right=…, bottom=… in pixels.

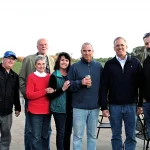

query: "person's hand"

left=102, top=110, right=110, bottom=117
left=82, top=77, right=92, bottom=86
left=62, top=80, right=70, bottom=91
left=15, top=111, right=20, bottom=117
left=137, top=107, right=143, bottom=115
left=46, top=87, right=55, bottom=93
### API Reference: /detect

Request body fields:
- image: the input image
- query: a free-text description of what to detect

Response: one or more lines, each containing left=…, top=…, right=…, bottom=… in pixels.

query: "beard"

left=146, top=48, right=150, bottom=56
left=146, top=48, right=150, bottom=52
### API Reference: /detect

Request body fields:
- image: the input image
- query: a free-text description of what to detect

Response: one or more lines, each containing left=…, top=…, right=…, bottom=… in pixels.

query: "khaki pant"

left=0, top=114, right=12, bottom=150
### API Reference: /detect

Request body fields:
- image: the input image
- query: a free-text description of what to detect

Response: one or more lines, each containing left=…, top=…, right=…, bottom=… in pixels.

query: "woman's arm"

left=48, top=75, right=64, bottom=100
left=26, top=75, right=47, bottom=100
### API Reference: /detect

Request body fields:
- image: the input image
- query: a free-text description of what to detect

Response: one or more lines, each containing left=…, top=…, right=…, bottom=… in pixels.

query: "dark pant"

left=24, top=99, right=52, bottom=150
left=0, top=114, right=12, bottom=150
left=143, top=101, right=150, bottom=138
left=24, top=100, right=32, bottom=150
left=64, top=110, right=73, bottom=150
left=52, top=112, right=66, bottom=150
left=29, top=113, right=51, bottom=150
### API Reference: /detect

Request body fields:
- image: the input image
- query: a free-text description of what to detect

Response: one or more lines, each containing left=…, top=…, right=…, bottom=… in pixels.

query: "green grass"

left=0, top=59, right=105, bottom=75
left=101, top=62, right=105, bottom=67
left=12, top=61, right=22, bottom=74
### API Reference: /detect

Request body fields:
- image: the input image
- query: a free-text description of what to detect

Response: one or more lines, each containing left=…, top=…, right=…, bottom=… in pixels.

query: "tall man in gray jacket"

left=19, top=38, right=55, bottom=150
left=67, top=42, right=103, bottom=150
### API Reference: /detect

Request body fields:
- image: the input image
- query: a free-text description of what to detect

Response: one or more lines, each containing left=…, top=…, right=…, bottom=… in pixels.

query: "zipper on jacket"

left=4, top=72, right=9, bottom=110
left=122, top=67, right=124, bottom=73
left=122, top=60, right=129, bottom=74
left=88, top=63, right=91, bottom=75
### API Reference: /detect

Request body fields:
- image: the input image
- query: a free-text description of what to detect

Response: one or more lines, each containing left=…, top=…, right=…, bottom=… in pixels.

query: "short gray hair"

left=81, top=42, right=93, bottom=50
left=37, top=38, right=48, bottom=46
left=113, top=37, right=127, bottom=45
left=35, top=55, right=46, bottom=65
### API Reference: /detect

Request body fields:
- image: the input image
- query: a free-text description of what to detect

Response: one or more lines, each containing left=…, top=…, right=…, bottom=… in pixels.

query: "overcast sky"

left=0, top=0, right=149, bottom=58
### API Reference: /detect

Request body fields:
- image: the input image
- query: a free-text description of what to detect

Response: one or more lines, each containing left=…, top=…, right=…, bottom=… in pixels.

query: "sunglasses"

left=143, top=32, right=150, bottom=39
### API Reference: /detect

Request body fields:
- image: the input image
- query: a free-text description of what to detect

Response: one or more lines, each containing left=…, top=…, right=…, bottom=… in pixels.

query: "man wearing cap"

left=0, top=51, right=21, bottom=150
left=142, top=32, right=150, bottom=139
left=19, top=38, right=55, bottom=150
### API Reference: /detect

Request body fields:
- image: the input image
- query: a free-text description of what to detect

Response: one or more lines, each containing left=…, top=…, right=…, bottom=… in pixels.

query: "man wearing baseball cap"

left=3, top=51, right=17, bottom=59
left=0, top=51, right=21, bottom=150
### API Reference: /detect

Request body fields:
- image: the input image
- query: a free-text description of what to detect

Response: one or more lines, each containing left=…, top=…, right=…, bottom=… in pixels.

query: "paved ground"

left=10, top=99, right=144, bottom=150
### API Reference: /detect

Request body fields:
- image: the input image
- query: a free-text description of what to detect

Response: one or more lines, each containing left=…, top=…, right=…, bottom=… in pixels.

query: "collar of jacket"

left=36, top=52, right=48, bottom=58
left=81, top=58, right=93, bottom=64
left=111, top=55, right=132, bottom=64
left=53, top=70, right=63, bottom=78
left=146, top=55, right=150, bottom=59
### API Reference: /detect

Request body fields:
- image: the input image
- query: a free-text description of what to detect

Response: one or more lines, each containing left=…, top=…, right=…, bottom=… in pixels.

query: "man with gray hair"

left=101, top=37, right=143, bottom=150
left=142, top=32, right=150, bottom=140
left=19, top=38, right=55, bottom=150
left=67, top=42, right=103, bottom=150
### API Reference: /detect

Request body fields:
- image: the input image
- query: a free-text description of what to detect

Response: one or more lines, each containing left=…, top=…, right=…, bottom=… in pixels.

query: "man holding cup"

left=68, top=42, right=103, bottom=150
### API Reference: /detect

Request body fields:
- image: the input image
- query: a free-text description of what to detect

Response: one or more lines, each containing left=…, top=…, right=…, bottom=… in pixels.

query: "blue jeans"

left=52, top=112, right=66, bottom=150
left=24, top=99, right=52, bottom=150
left=24, top=100, right=32, bottom=150
left=109, top=104, right=137, bottom=150
left=29, top=113, right=51, bottom=150
left=143, top=102, right=150, bottom=138
left=73, top=108, right=99, bottom=150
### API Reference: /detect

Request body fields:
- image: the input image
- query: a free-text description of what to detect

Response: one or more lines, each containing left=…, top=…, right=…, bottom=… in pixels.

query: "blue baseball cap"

left=3, top=51, right=17, bottom=59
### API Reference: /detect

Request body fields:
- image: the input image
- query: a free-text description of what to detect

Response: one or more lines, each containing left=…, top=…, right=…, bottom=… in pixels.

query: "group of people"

left=0, top=33, right=150, bottom=150
left=19, top=38, right=73, bottom=150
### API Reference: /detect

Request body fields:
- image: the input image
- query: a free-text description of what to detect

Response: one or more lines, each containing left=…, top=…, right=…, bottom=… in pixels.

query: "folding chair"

left=136, top=114, right=149, bottom=150
left=97, top=113, right=111, bottom=139
left=97, top=112, right=125, bottom=150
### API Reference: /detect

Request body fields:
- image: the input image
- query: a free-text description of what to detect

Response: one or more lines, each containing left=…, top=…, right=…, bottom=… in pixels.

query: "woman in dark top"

left=48, top=52, right=72, bottom=150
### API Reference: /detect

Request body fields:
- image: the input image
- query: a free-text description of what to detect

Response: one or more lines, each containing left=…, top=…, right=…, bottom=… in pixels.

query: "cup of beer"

left=85, top=75, right=92, bottom=88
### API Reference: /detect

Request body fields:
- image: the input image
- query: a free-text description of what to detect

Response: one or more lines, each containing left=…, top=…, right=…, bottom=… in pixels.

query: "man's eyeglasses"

left=143, top=32, right=150, bottom=39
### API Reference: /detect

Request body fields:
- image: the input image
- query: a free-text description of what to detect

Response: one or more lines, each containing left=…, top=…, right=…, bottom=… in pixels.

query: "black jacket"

left=143, top=55, right=150, bottom=101
left=0, top=63, right=21, bottom=115
left=101, top=56, right=143, bottom=110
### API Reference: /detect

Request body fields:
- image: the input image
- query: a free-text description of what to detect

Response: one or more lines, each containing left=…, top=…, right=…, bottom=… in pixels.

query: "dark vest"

left=50, top=70, right=67, bottom=113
